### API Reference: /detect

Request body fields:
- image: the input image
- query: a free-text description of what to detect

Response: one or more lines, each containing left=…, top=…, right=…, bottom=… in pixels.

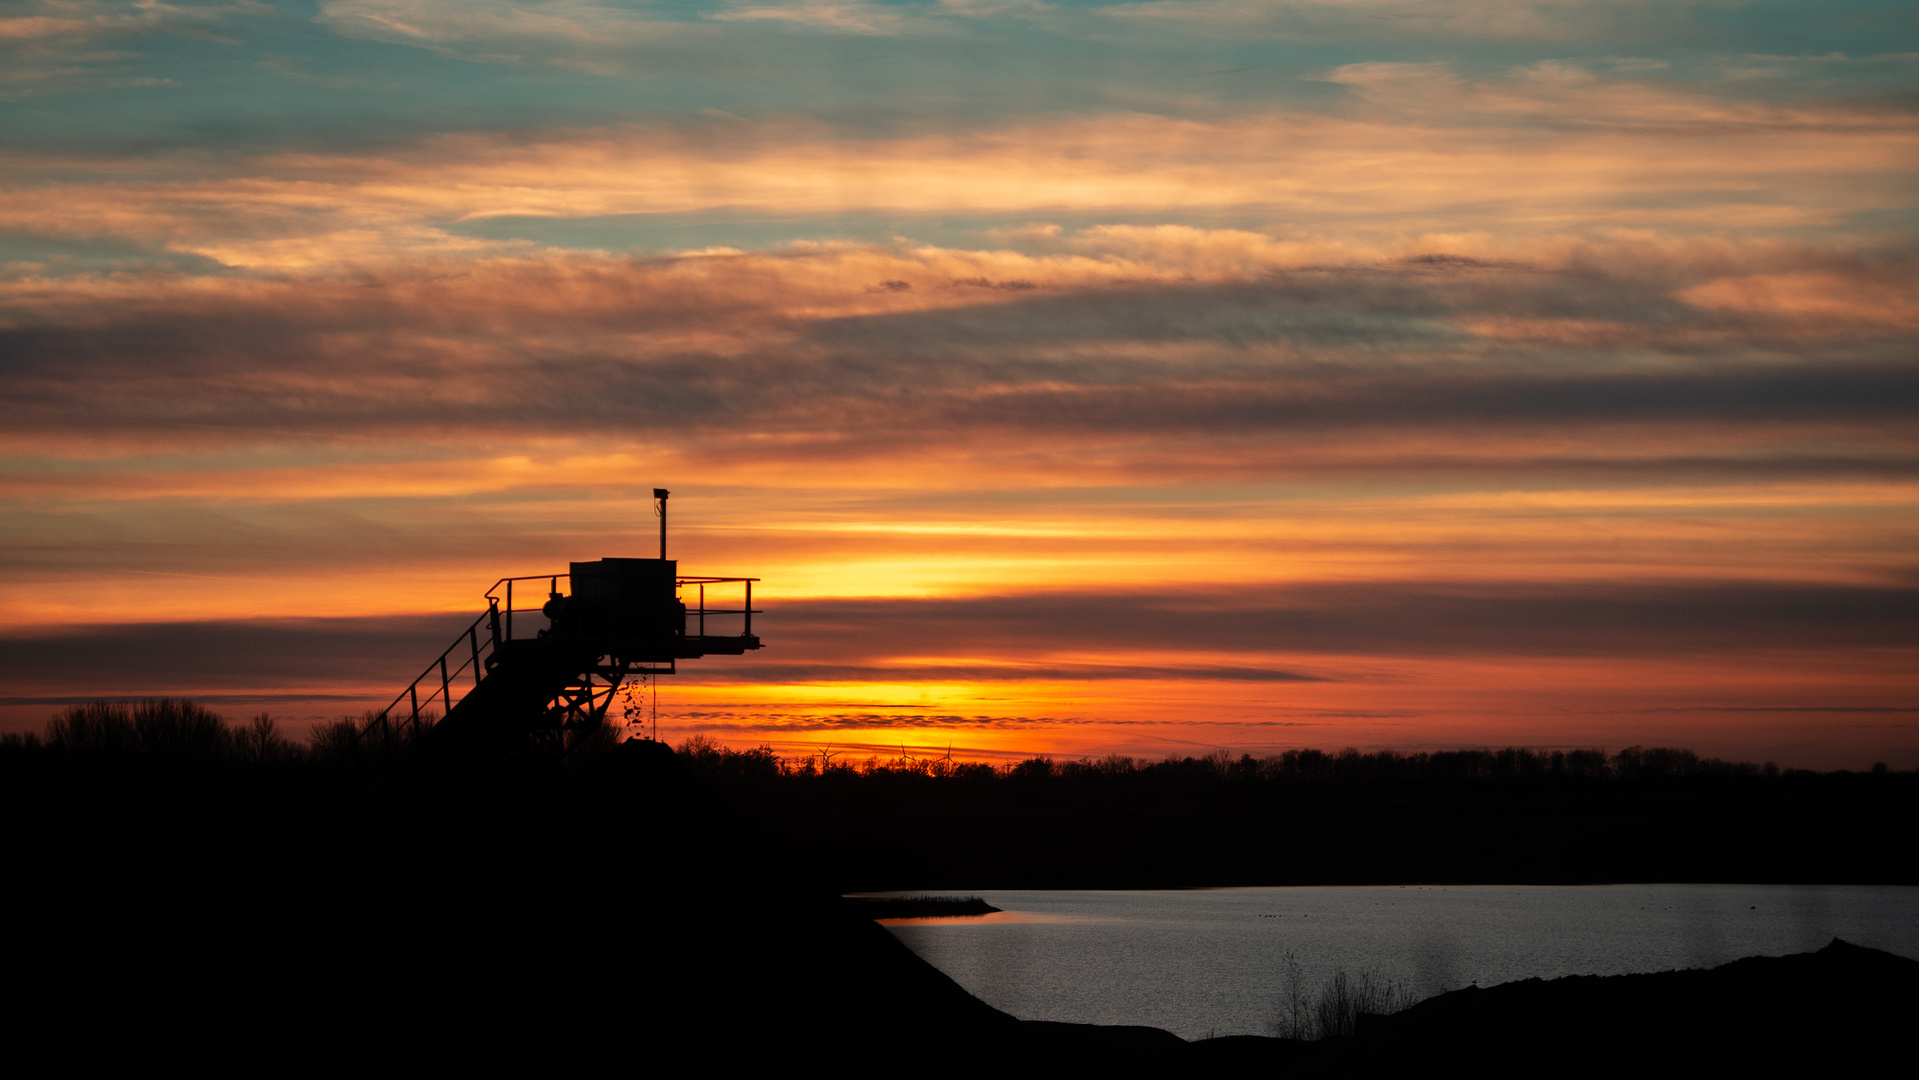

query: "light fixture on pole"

left=653, top=488, right=670, bottom=560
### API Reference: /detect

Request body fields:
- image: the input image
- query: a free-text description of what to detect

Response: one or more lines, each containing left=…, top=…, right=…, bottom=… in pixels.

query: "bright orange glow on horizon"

left=2, top=9, right=1913, bottom=769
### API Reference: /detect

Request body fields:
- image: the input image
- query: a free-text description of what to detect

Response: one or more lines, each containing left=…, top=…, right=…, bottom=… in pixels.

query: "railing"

left=680, top=576, right=759, bottom=640
left=358, top=573, right=759, bottom=747
left=360, top=605, right=496, bottom=748
left=482, top=573, right=759, bottom=644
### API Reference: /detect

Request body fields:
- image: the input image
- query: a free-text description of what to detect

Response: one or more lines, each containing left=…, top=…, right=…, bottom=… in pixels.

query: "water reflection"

left=877, top=885, right=1919, bottom=1040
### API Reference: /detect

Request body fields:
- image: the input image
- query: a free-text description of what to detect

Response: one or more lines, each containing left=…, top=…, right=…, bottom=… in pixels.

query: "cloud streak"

left=7, top=63, right=1914, bottom=263
left=3, top=2, right=1913, bottom=766
left=6, top=578, right=1908, bottom=688
left=3, top=237, right=1912, bottom=464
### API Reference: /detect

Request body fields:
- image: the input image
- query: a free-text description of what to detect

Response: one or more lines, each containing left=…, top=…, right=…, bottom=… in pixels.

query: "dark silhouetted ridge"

left=1230, top=938, right=1919, bottom=1073
left=7, top=706, right=1916, bottom=1069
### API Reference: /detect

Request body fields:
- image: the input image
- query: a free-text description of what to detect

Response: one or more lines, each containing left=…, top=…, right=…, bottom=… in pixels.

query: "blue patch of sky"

left=3, top=1, right=1911, bottom=270
left=1843, top=207, right=1919, bottom=233
left=1688, top=0, right=1919, bottom=55
left=0, top=232, right=235, bottom=278
left=7, top=1, right=1911, bottom=154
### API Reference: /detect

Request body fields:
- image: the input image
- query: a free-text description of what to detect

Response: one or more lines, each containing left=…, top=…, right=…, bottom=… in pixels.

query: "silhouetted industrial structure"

left=360, top=490, right=759, bottom=757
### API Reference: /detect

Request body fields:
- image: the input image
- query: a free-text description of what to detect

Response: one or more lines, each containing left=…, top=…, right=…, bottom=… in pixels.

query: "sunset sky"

left=2, top=0, right=1914, bottom=767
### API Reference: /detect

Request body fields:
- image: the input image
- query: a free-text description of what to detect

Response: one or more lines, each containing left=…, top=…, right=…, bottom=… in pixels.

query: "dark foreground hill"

left=13, top=738, right=1010, bottom=1065
left=9, top=734, right=1916, bottom=1071
left=1197, top=938, right=1918, bottom=1073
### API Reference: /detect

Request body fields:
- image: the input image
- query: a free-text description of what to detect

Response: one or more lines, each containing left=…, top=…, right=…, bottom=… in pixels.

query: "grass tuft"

left=1273, top=952, right=1417, bottom=1040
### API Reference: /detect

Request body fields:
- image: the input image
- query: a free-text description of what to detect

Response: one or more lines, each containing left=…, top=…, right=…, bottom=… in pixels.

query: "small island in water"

left=845, top=895, right=1003, bottom=920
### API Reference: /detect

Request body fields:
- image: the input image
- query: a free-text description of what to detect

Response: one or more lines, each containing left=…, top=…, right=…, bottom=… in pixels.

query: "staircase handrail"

left=358, top=573, right=762, bottom=749
left=355, top=604, right=497, bottom=749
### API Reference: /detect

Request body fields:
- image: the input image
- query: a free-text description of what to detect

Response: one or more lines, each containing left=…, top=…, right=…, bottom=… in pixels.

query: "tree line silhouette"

left=5, top=701, right=1912, bottom=894
left=671, top=735, right=1833, bottom=792
left=10, top=701, right=1881, bottom=789
left=20, top=699, right=428, bottom=771
left=666, top=735, right=1914, bottom=890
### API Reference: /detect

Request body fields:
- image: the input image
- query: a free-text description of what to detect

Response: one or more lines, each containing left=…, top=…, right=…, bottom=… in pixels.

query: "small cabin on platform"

left=362, top=491, right=759, bottom=756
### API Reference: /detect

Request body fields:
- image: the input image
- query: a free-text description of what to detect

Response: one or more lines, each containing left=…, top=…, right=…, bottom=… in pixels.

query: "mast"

left=654, top=488, right=670, bottom=560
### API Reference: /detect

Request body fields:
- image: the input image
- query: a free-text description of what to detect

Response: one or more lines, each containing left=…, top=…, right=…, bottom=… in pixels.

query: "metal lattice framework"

left=359, top=568, right=759, bottom=757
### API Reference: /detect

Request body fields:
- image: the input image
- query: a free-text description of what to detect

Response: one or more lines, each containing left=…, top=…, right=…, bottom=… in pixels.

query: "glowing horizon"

left=2, top=0, right=1913, bottom=768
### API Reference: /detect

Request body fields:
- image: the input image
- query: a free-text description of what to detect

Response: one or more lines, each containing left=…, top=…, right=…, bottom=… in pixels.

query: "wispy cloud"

left=17, top=49, right=1872, bottom=267
left=314, top=0, right=690, bottom=69
left=4, top=68, right=1909, bottom=268
left=0, top=0, right=265, bottom=95
left=4, top=233, right=1912, bottom=452
left=1099, top=0, right=1721, bottom=43
left=705, top=1, right=914, bottom=36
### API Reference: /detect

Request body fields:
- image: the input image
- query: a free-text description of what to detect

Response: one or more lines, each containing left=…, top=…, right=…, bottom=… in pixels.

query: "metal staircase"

left=359, top=494, right=760, bottom=758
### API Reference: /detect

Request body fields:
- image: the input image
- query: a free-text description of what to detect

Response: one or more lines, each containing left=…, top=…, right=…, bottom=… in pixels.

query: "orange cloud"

left=1678, top=272, right=1919, bottom=332
left=4, top=70, right=1912, bottom=267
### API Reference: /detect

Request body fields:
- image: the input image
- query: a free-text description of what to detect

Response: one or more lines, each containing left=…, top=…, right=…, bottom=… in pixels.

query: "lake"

left=876, top=884, right=1919, bottom=1040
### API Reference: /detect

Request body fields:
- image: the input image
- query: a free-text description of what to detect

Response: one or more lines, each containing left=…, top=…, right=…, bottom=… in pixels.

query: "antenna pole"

left=653, top=488, right=670, bottom=560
